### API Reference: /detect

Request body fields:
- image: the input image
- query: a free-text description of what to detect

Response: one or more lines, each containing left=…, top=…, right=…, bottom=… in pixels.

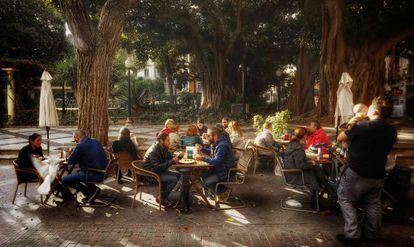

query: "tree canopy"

left=0, top=0, right=68, bottom=64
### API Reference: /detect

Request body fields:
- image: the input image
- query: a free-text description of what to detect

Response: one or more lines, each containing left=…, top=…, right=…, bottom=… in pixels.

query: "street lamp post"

left=125, top=57, right=134, bottom=125
left=238, top=64, right=250, bottom=118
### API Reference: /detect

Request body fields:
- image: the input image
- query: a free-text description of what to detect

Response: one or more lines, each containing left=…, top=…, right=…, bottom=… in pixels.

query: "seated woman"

left=282, top=127, right=334, bottom=196
left=181, top=124, right=203, bottom=147
left=16, top=133, right=44, bottom=180
left=228, top=121, right=244, bottom=148
left=160, top=119, right=175, bottom=135
left=196, top=118, right=208, bottom=136
left=169, top=124, right=181, bottom=150
left=112, top=127, right=139, bottom=183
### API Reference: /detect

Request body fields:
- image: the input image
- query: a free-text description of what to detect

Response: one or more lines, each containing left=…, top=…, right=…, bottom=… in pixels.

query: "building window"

left=144, top=69, right=149, bottom=78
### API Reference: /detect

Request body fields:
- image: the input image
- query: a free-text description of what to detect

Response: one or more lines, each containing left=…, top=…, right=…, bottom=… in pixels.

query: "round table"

left=172, top=160, right=212, bottom=210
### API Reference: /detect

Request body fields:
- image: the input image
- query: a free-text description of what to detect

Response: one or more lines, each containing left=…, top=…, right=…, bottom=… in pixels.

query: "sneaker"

left=336, top=234, right=361, bottom=245
left=87, top=187, right=101, bottom=203
left=217, top=188, right=232, bottom=203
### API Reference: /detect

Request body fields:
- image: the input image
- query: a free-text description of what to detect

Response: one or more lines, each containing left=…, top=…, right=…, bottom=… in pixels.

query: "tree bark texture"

left=287, top=47, right=319, bottom=115
left=61, top=0, right=137, bottom=145
left=180, top=2, right=243, bottom=109
left=319, top=0, right=414, bottom=116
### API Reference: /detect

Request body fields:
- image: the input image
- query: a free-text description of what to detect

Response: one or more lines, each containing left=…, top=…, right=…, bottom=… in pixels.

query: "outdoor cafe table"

left=305, top=150, right=344, bottom=180
left=43, top=159, right=69, bottom=204
left=171, top=160, right=213, bottom=209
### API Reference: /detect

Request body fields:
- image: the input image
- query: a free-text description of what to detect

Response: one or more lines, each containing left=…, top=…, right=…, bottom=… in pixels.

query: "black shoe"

left=87, top=187, right=101, bottom=203
left=336, top=234, right=361, bottom=245
left=117, top=175, right=124, bottom=184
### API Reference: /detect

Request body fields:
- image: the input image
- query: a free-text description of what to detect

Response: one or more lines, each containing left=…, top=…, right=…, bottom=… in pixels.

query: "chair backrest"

left=237, top=148, right=255, bottom=173
left=103, top=158, right=118, bottom=179
left=131, top=160, right=161, bottom=182
left=116, top=151, right=134, bottom=170
left=12, top=159, right=42, bottom=183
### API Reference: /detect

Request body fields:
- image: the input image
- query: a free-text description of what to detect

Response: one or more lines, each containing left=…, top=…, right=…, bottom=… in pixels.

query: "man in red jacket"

left=305, top=120, right=329, bottom=149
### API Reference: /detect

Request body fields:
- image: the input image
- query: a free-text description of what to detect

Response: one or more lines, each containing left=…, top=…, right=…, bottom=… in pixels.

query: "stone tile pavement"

left=1, top=124, right=414, bottom=246
left=1, top=162, right=413, bottom=246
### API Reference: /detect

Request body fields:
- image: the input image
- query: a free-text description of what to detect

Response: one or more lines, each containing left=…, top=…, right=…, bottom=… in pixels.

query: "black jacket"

left=112, top=138, right=139, bottom=160
left=143, top=143, right=174, bottom=174
left=16, top=144, right=43, bottom=169
left=282, top=140, right=319, bottom=190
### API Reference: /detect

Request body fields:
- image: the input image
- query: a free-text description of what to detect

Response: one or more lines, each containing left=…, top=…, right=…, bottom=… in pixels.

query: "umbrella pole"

left=46, top=126, right=50, bottom=155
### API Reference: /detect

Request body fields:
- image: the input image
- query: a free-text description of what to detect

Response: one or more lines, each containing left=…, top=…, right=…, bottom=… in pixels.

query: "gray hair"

left=73, top=129, right=87, bottom=138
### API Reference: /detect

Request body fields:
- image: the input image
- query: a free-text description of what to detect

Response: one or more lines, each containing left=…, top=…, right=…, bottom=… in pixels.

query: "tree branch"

left=61, top=0, right=96, bottom=51
left=379, top=27, right=414, bottom=54
left=225, top=1, right=243, bottom=56
left=98, top=0, right=138, bottom=47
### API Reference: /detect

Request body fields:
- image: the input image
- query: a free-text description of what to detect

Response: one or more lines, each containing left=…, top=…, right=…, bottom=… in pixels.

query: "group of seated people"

left=141, top=117, right=243, bottom=213
left=15, top=116, right=243, bottom=212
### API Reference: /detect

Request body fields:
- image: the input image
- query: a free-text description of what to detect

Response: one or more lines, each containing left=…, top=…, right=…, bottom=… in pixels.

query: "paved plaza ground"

left=0, top=124, right=413, bottom=246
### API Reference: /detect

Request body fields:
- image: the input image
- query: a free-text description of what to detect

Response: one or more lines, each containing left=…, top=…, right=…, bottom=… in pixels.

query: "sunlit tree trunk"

left=61, top=0, right=137, bottom=145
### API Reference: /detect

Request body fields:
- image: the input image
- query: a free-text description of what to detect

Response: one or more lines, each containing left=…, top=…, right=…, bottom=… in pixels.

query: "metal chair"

left=214, top=147, right=255, bottom=210
left=75, top=158, right=118, bottom=207
left=251, top=143, right=278, bottom=175
left=131, top=160, right=163, bottom=211
left=12, top=159, right=44, bottom=204
left=276, top=155, right=320, bottom=213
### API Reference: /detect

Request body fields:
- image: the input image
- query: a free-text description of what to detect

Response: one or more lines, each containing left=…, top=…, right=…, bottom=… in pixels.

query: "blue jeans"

left=338, top=168, right=384, bottom=239
left=202, top=171, right=226, bottom=195
left=159, top=171, right=180, bottom=200
left=62, top=171, right=103, bottom=197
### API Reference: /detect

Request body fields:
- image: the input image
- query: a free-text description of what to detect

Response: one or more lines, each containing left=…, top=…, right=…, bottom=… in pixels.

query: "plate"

left=179, top=158, right=196, bottom=164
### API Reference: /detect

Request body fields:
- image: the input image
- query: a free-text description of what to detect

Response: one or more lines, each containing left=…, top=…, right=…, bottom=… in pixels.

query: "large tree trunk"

left=287, top=47, right=319, bottom=115
left=319, top=0, right=414, bottom=116
left=62, top=0, right=137, bottom=145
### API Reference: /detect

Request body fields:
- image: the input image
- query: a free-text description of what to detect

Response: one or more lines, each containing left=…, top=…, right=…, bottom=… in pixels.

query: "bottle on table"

left=317, top=147, right=323, bottom=161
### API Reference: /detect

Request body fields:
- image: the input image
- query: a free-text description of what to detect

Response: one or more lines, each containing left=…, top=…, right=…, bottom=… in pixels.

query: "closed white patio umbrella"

left=39, top=70, right=59, bottom=153
left=334, top=72, right=354, bottom=132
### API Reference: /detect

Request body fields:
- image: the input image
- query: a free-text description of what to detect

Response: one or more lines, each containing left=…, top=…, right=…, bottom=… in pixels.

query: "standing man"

left=196, top=127, right=236, bottom=202
left=336, top=97, right=397, bottom=244
left=143, top=132, right=181, bottom=206
left=59, top=130, right=108, bottom=203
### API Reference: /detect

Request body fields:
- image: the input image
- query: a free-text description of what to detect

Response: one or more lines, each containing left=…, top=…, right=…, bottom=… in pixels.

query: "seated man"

left=196, top=127, right=236, bottom=202
left=59, top=130, right=107, bottom=203
left=143, top=132, right=181, bottom=206
left=305, top=120, right=329, bottom=149
left=254, top=122, right=276, bottom=157
left=282, top=127, right=334, bottom=197
left=16, top=133, right=44, bottom=180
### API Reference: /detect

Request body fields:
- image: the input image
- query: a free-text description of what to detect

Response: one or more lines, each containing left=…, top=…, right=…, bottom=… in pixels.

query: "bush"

left=252, top=110, right=292, bottom=137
